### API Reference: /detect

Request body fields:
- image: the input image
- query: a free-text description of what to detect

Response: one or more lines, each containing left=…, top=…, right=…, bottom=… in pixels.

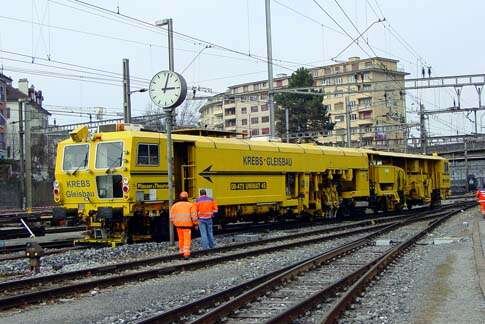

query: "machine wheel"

left=406, top=201, right=413, bottom=210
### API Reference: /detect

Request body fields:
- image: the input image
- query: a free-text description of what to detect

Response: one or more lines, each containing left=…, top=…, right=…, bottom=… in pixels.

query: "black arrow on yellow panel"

left=199, top=165, right=286, bottom=183
left=199, top=165, right=214, bottom=183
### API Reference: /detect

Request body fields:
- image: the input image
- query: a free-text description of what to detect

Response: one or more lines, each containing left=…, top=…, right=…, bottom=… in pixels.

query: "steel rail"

left=0, top=221, right=400, bottom=311
left=265, top=205, right=473, bottom=323
left=319, top=209, right=464, bottom=324
left=0, top=209, right=426, bottom=291
left=136, top=205, right=469, bottom=323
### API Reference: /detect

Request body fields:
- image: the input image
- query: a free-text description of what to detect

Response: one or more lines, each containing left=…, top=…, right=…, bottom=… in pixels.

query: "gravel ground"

left=0, top=221, right=357, bottom=279
left=339, top=207, right=485, bottom=324
left=0, top=232, right=372, bottom=324
left=0, top=214, right=435, bottom=323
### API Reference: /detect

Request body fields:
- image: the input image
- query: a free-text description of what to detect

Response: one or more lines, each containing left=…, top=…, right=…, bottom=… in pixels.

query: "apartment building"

left=198, top=92, right=224, bottom=130
left=199, top=56, right=407, bottom=147
left=314, top=57, right=407, bottom=148
left=199, top=75, right=288, bottom=138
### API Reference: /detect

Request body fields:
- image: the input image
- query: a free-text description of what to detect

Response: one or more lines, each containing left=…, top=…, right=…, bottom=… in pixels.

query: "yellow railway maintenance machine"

left=53, top=125, right=450, bottom=246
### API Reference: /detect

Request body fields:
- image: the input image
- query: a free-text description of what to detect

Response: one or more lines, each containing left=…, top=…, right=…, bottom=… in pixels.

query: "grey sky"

left=1, top=0, right=484, bottom=135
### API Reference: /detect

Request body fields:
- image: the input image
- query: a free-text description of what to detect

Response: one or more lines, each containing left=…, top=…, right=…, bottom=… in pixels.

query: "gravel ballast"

left=339, top=207, right=485, bottom=324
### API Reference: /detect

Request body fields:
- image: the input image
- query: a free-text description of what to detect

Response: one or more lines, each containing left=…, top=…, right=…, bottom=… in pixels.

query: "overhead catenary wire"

left=64, top=0, right=300, bottom=71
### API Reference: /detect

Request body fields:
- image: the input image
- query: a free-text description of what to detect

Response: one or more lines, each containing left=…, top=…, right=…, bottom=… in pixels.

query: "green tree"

left=274, top=67, right=334, bottom=141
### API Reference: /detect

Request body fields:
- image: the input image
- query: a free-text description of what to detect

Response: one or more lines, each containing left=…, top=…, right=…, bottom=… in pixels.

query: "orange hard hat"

left=179, top=191, right=189, bottom=199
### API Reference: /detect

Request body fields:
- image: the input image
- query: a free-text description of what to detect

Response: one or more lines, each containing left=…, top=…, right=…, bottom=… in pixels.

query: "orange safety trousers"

left=176, top=227, right=192, bottom=257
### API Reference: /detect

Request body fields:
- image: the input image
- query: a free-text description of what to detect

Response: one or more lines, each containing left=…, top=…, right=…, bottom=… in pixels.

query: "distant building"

left=198, top=93, right=224, bottom=130
left=0, top=74, right=12, bottom=159
left=199, top=57, right=408, bottom=148
left=5, top=78, right=51, bottom=161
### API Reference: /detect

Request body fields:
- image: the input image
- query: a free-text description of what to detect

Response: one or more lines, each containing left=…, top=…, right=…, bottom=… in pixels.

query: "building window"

left=225, top=119, right=236, bottom=127
left=334, top=66, right=340, bottom=73
left=261, top=116, right=269, bottom=123
left=224, top=108, right=236, bottom=115
left=251, top=106, right=258, bottom=113
left=242, top=119, right=248, bottom=126
left=351, top=114, right=357, bottom=120
left=243, top=85, right=249, bottom=92
left=261, top=104, right=268, bottom=111
left=260, top=93, right=268, bottom=100
left=261, top=127, right=270, bottom=135
left=358, top=97, right=372, bottom=106
left=334, top=115, right=345, bottom=122
left=334, top=102, right=344, bottom=111
left=312, top=70, right=319, bottom=77
left=0, top=86, right=4, bottom=101
left=276, top=80, right=283, bottom=87
left=241, top=107, right=247, bottom=114
left=251, top=117, right=259, bottom=124
left=253, top=84, right=259, bottom=91
left=137, top=144, right=159, bottom=165
left=324, top=67, right=331, bottom=74
left=251, top=129, right=259, bottom=136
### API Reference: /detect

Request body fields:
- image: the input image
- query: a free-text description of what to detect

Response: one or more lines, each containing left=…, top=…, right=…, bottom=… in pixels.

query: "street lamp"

left=155, top=18, right=176, bottom=246
left=129, top=88, right=148, bottom=95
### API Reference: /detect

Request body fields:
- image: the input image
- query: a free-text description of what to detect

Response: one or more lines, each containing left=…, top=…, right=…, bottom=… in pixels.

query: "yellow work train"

left=53, top=125, right=450, bottom=246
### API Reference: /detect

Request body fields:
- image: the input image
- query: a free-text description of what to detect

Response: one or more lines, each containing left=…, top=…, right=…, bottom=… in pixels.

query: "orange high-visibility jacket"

left=478, top=191, right=485, bottom=203
left=195, top=195, right=218, bottom=219
left=170, top=201, right=197, bottom=227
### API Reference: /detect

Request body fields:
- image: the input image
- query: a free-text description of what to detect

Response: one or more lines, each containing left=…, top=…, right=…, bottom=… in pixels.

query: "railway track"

left=0, top=206, right=453, bottom=312
left=135, top=203, right=474, bottom=323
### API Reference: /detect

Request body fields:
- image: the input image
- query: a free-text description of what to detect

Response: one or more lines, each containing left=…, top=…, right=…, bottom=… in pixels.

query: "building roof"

left=0, top=73, right=12, bottom=83
left=5, top=85, right=51, bottom=116
left=6, top=85, right=28, bottom=101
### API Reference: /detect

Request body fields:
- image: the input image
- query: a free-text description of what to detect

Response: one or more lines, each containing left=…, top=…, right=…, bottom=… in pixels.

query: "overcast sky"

left=1, top=0, right=484, bottom=136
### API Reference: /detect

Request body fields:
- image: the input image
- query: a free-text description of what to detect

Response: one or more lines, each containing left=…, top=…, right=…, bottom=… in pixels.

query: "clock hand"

left=163, top=75, right=169, bottom=93
left=164, top=87, right=177, bottom=90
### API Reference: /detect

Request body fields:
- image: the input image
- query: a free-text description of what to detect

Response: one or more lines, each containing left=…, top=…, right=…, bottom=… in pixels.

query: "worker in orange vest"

left=170, top=191, right=198, bottom=259
left=478, top=190, right=485, bottom=216
left=195, top=189, right=218, bottom=250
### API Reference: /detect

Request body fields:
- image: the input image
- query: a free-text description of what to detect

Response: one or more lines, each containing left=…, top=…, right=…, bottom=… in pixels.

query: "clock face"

left=149, top=70, right=187, bottom=109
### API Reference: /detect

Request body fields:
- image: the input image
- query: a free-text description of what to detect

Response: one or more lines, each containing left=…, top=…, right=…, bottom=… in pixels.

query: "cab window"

left=63, top=144, right=89, bottom=171
left=96, top=142, right=123, bottom=169
left=137, top=143, right=159, bottom=165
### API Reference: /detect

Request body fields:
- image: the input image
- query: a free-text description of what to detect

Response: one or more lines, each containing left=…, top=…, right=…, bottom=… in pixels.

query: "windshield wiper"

left=105, top=156, right=122, bottom=174
left=70, top=151, right=88, bottom=176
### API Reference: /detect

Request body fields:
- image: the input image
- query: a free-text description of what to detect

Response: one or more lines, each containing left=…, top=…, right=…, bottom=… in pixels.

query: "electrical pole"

left=464, top=139, right=469, bottom=192
left=265, top=0, right=275, bottom=139
left=156, top=18, right=176, bottom=246
left=285, top=106, right=289, bottom=143
left=122, top=58, right=131, bottom=123
left=475, top=85, right=482, bottom=135
left=345, top=96, right=351, bottom=147
left=18, top=100, right=25, bottom=209
left=24, top=103, right=32, bottom=209
left=419, top=102, right=427, bottom=154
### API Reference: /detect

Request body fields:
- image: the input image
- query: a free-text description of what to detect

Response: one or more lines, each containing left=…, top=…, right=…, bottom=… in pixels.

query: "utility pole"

left=155, top=18, right=175, bottom=246
left=464, top=139, right=469, bottom=192
left=122, top=58, right=131, bottom=123
left=475, top=85, right=482, bottom=135
left=24, top=103, right=32, bottom=209
left=18, top=100, right=25, bottom=209
left=265, top=0, right=275, bottom=139
left=285, top=106, right=289, bottom=143
left=419, top=102, right=427, bottom=154
left=345, top=97, right=351, bottom=147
